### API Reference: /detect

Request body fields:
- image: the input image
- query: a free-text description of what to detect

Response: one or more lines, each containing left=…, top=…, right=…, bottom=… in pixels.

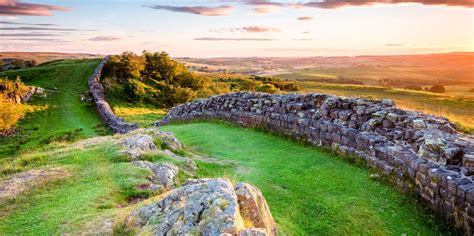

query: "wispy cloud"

left=0, top=0, right=68, bottom=16
left=0, top=33, right=59, bottom=37
left=301, top=0, right=474, bottom=9
left=89, top=36, right=122, bottom=41
left=297, top=16, right=314, bottom=21
left=244, top=0, right=473, bottom=11
left=144, top=4, right=235, bottom=16
left=301, top=31, right=310, bottom=34
left=0, top=26, right=86, bottom=31
left=3, top=38, right=71, bottom=42
left=210, top=26, right=279, bottom=33
left=0, top=20, right=56, bottom=26
left=293, top=38, right=312, bottom=41
left=385, top=43, right=403, bottom=47
left=195, top=37, right=274, bottom=41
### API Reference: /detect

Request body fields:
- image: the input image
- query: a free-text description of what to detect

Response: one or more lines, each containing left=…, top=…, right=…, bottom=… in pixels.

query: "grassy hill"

left=0, top=59, right=108, bottom=158
left=0, top=59, right=463, bottom=234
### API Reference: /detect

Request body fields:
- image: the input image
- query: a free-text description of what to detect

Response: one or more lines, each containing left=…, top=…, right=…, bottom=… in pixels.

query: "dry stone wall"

left=157, top=92, right=474, bottom=233
left=88, top=57, right=137, bottom=133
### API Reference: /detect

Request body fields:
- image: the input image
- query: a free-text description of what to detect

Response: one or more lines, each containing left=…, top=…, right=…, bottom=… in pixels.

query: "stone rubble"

left=156, top=91, right=474, bottom=233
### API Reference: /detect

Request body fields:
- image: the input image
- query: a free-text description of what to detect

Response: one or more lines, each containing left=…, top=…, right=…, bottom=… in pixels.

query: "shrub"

left=256, top=84, right=280, bottom=93
left=404, top=85, right=423, bottom=91
left=272, top=81, right=298, bottom=91
left=428, top=85, right=446, bottom=93
left=469, top=88, right=474, bottom=92
left=0, top=97, right=24, bottom=135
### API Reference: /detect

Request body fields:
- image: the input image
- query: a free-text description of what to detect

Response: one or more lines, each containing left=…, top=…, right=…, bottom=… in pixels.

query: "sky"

left=0, top=0, right=473, bottom=57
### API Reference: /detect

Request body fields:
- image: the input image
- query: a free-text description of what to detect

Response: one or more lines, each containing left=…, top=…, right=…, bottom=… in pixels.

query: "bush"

left=428, top=85, right=446, bottom=93
left=272, top=81, right=298, bottom=91
left=404, top=85, right=423, bottom=91
left=0, top=98, right=24, bottom=135
left=256, top=84, right=280, bottom=93
left=469, top=88, right=474, bottom=92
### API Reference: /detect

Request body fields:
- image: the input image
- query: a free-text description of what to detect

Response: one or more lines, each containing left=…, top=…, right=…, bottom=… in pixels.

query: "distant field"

left=0, top=52, right=102, bottom=64
left=299, top=82, right=474, bottom=133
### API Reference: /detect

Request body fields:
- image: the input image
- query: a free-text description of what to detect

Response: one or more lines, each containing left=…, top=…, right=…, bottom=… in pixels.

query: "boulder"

left=122, top=134, right=157, bottom=159
left=127, top=178, right=277, bottom=235
left=130, top=129, right=183, bottom=152
left=133, top=161, right=178, bottom=190
left=234, top=183, right=278, bottom=236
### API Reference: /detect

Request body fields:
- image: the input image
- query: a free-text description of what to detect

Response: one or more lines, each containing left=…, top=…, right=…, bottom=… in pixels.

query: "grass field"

left=298, top=82, right=474, bottom=133
left=0, top=59, right=109, bottom=158
left=161, top=122, right=459, bottom=235
left=0, top=59, right=465, bottom=235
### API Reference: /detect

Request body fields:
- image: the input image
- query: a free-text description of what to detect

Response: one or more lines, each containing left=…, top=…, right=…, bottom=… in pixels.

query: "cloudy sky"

left=0, top=0, right=473, bottom=57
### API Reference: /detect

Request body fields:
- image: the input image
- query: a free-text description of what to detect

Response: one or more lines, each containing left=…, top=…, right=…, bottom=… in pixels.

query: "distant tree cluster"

left=0, top=59, right=37, bottom=71
left=427, top=85, right=446, bottom=93
left=102, top=51, right=296, bottom=107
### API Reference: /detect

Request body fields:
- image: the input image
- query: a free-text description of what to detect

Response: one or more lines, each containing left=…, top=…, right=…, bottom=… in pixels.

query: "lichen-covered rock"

left=130, top=128, right=183, bottom=152
left=122, top=134, right=157, bottom=159
left=127, top=178, right=277, bottom=236
left=133, top=161, right=178, bottom=190
left=235, top=183, right=277, bottom=236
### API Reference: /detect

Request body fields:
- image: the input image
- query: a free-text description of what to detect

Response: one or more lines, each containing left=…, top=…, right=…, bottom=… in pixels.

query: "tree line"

left=102, top=51, right=298, bottom=108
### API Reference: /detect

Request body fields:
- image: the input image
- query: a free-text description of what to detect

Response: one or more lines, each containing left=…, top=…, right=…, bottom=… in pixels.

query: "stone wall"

left=88, top=57, right=137, bottom=133
left=156, top=92, right=474, bottom=233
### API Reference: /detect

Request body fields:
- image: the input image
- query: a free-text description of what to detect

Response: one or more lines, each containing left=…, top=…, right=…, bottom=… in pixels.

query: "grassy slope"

left=299, top=82, right=474, bottom=133
left=162, top=122, right=458, bottom=235
left=0, top=141, right=153, bottom=234
left=0, top=59, right=109, bottom=157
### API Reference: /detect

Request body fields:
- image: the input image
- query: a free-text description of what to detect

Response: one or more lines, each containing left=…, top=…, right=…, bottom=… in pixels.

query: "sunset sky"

left=0, top=0, right=473, bottom=57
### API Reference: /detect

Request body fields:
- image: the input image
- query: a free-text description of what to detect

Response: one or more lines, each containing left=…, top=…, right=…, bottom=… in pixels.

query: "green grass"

left=0, top=142, right=154, bottom=235
left=0, top=59, right=110, bottom=158
left=161, top=121, right=459, bottom=235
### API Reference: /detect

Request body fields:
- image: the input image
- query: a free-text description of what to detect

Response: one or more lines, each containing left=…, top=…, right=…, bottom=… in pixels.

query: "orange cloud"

left=144, top=4, right=235, bottom=16
left=0, top=0, right=68, bottom=16
left=297, top=16, right=314, bottom=21
left=210, top=26, right=280, bottom=33
left=195, top=37, right=274, bottom=41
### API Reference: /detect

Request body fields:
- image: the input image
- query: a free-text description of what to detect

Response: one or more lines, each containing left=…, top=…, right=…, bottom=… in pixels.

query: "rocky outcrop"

left=126, top=178, right=277, bottom=235
left=122, top=134, right=157, bottom=159
left=156, top=92, right=474, bottom=233
left=133, top=161, right=178, bottom=191
left=88, top=57, right=137, bottom=133
left=0, top=168, right=70, bottom=201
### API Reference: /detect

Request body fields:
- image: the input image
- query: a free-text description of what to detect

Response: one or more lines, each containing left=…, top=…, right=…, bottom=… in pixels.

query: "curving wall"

left=157, top=92, right=474, bottom=233
left=88, top=57, right=137, bottom=134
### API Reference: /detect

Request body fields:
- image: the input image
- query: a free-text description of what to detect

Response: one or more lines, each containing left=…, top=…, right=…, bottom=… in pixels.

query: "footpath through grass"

left=0, top=59, right=109, bottom=158
left=161, top=122, right=458, bottom=235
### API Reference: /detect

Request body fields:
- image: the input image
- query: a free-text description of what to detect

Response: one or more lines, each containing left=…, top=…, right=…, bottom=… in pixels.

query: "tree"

left=104, top=52, right=144, bottom=82
left=142, top=51, right=185, bottom=83
left=429, top=85, right=445, bottom=93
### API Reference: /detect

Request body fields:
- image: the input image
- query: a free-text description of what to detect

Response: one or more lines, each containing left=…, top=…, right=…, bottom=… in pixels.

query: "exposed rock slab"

left=133, top=161, right=178, bottom=191
left=0, top=168, right=70, bottom=200
left=127, top=178, right=277, bottom=235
